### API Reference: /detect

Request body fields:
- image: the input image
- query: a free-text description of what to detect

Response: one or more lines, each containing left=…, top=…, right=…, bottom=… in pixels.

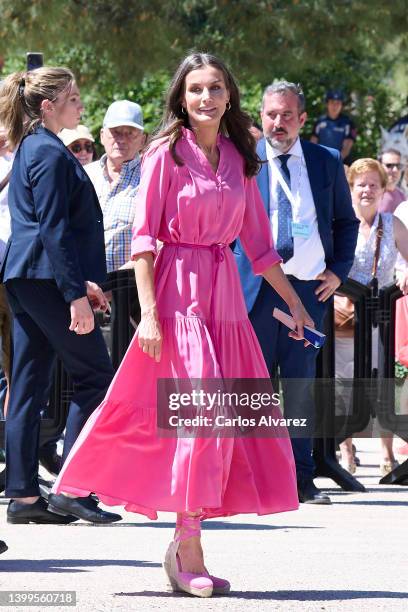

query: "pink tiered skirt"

left=54, top=246, right=299, bottom=519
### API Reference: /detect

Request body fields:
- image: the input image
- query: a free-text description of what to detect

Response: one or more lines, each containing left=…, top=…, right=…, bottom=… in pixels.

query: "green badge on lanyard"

left=291, top=222, right=311, bottom=238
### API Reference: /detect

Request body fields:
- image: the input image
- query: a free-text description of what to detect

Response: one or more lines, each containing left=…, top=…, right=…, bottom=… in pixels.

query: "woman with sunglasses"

left=60, top=124, right=96, bottom=166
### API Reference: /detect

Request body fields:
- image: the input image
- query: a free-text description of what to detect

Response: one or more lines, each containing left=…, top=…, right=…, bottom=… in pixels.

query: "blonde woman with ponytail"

left=0, top=67, right=119, bottom=525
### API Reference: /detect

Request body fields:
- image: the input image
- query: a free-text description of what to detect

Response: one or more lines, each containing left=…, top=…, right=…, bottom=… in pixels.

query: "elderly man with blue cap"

left=310, top=90, right=356, bottom=164
left=86, top=100, right=145, bottom=272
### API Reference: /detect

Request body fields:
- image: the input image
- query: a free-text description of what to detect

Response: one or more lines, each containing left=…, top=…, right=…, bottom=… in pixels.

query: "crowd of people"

left=0, top=53, right=407, bottom=597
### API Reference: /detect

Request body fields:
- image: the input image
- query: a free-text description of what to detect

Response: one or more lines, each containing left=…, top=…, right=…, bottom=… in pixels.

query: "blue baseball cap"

left=325, top=90, right=345, bottom=102
left=103, top=100, right=144, bottom=131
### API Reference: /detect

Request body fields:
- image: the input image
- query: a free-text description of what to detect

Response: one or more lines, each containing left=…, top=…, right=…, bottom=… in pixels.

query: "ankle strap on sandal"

left=175, top=513, right=201, bottom=542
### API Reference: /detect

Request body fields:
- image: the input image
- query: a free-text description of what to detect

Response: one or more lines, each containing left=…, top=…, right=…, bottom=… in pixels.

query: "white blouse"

left=348, top=212, right=398, bottom=288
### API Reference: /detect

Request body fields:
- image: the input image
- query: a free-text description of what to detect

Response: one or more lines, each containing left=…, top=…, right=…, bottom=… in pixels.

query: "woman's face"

left=182, top=66, right=229, bottom=130
left=351, top=170, right=384, bottom=211
left=53, top=82, right=84, bottom=130
left=68, top=138, right=93, bottom=166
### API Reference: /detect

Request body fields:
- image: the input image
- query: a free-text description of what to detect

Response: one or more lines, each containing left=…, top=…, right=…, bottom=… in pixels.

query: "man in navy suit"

left=235, top=81, right=359, bottom=504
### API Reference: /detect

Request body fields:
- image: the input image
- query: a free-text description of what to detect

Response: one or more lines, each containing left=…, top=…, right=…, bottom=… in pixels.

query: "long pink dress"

left=54, top=127, right=299, bottom=520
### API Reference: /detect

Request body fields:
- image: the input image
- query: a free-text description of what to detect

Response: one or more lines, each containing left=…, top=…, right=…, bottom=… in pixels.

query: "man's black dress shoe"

left=297, top=478, right=331, bottom=505
left=0, top=540, right=7, bottom=554
left=7, top=498, right=78, bottom=524
left=39, top=449, right=62, bottom=477
left=48, top=493, right=122, bottom=524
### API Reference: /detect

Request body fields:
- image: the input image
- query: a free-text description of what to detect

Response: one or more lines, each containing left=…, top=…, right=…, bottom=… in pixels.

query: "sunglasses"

left=383, top=163, right=403, bottom=170
left=70, top=143, right=93, bottom=154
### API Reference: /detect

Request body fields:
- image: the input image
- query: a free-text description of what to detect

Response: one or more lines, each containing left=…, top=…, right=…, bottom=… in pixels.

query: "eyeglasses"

left=383, top=163, right=403, bottom=170
left=106, top=128, right=140, bottom=140
left=70, top=143, right=93, bottom=154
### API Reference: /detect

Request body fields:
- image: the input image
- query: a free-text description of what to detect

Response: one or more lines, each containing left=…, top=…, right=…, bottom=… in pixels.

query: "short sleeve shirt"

left=378, top=187, right=406, bottom=214
left=312, top=114, right=357, bottom=151
left=86, top=154, right=141, bottom=272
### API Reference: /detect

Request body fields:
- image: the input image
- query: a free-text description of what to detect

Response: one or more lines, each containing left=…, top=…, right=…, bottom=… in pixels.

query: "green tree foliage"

left=1, top=1, right=407, bottom=157
left=2, top=0, right=407, bottom=80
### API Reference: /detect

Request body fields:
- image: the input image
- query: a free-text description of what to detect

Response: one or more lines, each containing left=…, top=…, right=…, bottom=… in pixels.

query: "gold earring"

left=181, top=106, right=186, bottom=115
left=226, top=101, right=231, bottom=111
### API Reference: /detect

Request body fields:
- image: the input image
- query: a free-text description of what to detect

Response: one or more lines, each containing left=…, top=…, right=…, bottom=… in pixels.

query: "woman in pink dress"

left=51, top=53, right=313, bottom=597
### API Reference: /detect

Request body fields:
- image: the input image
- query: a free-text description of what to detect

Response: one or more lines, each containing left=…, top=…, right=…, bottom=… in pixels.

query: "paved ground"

left=0, top=438, right=407, bottom=611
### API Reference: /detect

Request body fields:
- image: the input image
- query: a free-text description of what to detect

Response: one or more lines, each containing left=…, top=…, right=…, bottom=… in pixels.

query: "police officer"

left=389, top=96, right=408, bottom=136
left=311, top=90, right=356, bottom=164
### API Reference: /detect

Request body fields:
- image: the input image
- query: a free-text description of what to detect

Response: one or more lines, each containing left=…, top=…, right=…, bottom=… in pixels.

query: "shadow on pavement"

left=62, top=521, right=321, bottom=530
left=0, top=559, right=160, bottom=573
left=332, top=499, right=408, bottom=506
left=0, top=519, right=322, bottom=529
left=122, top=521, right=323, bottom=531
left=115, top=589, right=408, bottom=601
left=363, top=486, right=408, bottom=493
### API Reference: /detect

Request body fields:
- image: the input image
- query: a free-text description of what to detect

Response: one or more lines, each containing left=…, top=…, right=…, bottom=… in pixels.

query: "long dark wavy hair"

left=149, top=52, right=261, bottom=177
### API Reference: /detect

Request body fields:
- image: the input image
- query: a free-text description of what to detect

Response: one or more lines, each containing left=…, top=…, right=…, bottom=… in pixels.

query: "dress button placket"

left=216, top=180, right=222, bottom=210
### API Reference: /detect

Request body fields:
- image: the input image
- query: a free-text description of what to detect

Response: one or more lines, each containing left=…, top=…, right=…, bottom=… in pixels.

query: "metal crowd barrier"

left=100, top=269, right=140, bottom=370
left=313, top=279, right=370, bottom=492
left=377, top=284, right=408, bottom=484
left=0, top=269, right=139, bottom=448
left=313, top=278, right=408, bottom=489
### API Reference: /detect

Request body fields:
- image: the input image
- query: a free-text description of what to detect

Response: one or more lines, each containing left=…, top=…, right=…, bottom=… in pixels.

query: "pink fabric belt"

left=163, top=241, right=227, bottom=260
left=163, top=241, right=227, bottom=378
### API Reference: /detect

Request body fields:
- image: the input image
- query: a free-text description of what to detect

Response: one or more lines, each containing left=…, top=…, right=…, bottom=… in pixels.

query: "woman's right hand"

left=69, top=296, right=95, bottom=334
left=138, top=307, right=163, bottom=362
left=288, top=300, right=315, bottom=347
left=262, top=263, right=314, bottom=345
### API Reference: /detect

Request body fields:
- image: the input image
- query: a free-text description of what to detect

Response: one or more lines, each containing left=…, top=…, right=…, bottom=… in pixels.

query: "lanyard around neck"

left=271, top=155, right=302, bottom=209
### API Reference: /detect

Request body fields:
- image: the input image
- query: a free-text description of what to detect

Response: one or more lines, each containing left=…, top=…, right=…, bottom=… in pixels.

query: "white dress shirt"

left=265, top=138, right=326, bottom=279
left=0, top=153, right=13, bottom=265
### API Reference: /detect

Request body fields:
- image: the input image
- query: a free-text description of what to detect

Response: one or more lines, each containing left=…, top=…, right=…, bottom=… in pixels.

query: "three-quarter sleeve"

left=239, top=176, right=282, bottom=275
left=131, top=143, right=172, bottom=258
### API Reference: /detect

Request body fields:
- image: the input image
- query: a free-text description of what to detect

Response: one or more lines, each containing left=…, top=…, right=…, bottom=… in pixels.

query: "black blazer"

left=1, top=126, right=106, bottom=303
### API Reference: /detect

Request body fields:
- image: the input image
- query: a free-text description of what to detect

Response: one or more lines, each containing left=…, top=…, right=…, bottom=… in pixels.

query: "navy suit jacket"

left=1, top=126, right=106, bottom=303
left=234, top=138, right=359, bottom=312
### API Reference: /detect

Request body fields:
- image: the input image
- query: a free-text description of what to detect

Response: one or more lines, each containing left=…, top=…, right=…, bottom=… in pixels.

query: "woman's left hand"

left=288, top=301, right=315, bottom=347
left=86, top=281, right=110, bottom=312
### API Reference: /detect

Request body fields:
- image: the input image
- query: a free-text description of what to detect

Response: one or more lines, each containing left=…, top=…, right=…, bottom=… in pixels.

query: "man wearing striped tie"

left=234, top=81, right=359, bottom=504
